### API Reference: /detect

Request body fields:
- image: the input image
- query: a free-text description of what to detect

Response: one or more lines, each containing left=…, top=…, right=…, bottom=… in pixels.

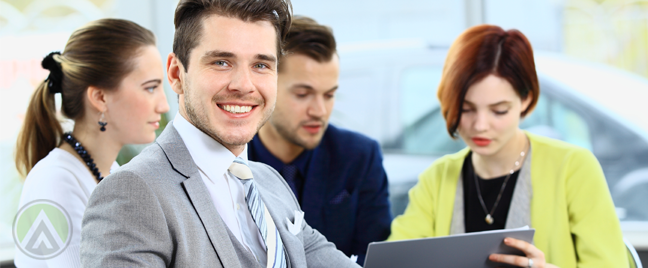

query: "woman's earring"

left=98, top=112, right=107, bottom=132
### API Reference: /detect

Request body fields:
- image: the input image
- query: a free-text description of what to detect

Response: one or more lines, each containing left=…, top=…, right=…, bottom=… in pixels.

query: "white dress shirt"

left=173, top=113, right=267, bottom=265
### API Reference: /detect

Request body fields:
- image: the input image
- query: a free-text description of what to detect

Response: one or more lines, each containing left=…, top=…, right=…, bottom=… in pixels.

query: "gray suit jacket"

left=80, top=125, right=360, bottom=268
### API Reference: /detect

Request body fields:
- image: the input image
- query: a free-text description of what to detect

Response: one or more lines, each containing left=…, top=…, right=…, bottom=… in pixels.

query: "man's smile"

left=218, top=104, right=254, bottom=114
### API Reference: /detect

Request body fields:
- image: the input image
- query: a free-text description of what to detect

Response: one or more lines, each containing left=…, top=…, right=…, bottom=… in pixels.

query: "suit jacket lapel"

left=251, top=166, right=301, bottom=268
left=157, top=125, right=242, bottom=268
left=182, top=178, right=241, bottom=268
left=222, top=226, right=264, bottom=268
left=259, top=193, right=298, bottom=268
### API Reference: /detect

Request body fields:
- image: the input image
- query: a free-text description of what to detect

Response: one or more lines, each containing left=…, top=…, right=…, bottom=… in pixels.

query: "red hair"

left=437, top=24, right=539, bottom=137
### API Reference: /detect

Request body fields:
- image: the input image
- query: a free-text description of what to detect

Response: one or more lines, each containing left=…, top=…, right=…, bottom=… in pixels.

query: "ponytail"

left=15, top=80, right=63, bottom=177
left=14, top=19, right=156, bottom=178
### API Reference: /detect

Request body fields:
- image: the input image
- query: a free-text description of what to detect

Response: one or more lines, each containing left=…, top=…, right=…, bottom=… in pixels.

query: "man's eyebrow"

left=256, top=54, right=277, bottom=62
left=200, top=51, right=276, bottom=63
left=326, top=86, right=339, bottom=93
left=202, top=50, right=235, bottom=59
left=292, top=84, right=315, bottom=91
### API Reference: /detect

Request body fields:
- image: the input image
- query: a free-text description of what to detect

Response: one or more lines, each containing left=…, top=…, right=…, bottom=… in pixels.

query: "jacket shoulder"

left=104, top=142, right=182, bottom=189
left=116, top=143, right=167, bottom=173
left=323, top=124, right=381, bottom=152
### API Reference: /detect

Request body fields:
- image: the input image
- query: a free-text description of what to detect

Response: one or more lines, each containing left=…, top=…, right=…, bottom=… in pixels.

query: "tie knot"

left=229, top=157, right=254, bottom=180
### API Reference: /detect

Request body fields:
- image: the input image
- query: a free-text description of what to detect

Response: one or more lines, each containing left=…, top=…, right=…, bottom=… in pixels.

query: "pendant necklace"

left=474, top=142, right=527, bottom=225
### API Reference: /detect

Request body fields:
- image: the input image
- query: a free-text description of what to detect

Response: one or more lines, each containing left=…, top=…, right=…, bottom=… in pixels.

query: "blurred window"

left=399, top=66, right=442, bottom=127
left=521, top=92, right=593, bottom=151
left=398, top=66, right=466, bottom=155
left=332, top=70, right=383, bottom=141
left=397, top=70, right=594, bottom=155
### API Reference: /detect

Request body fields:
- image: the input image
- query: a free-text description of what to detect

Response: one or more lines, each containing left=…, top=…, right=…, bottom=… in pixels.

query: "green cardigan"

left=389, top=132, right=628, bottom=267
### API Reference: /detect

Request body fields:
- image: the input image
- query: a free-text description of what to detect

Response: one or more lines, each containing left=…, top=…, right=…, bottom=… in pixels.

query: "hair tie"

left=42, top=51, right=63, bottom=94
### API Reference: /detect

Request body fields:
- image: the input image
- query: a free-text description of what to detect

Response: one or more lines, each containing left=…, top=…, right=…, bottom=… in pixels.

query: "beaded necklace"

left=63, top=132, right=103, bottom=182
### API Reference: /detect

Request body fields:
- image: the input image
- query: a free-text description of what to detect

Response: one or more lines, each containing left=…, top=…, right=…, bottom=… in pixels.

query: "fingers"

left=503, top=238, right=544, bottom=259
left=490, top=238, right=547, bottom=267
left=489, top=254, right=530, bottom=267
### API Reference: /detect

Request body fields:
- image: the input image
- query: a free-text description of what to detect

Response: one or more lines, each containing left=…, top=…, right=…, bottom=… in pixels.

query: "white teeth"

left=221, top=105, right=252, bottom=114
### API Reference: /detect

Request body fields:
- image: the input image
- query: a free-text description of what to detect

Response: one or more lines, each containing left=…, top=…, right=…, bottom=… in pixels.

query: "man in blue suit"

left=248, top=16, right=392, bottom=265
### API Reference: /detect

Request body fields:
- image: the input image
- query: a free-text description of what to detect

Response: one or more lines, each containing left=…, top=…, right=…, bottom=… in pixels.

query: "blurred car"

left=330, top=40, right=648, bottom=248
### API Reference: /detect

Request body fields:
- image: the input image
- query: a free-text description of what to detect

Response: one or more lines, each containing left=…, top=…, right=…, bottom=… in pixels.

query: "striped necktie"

left=229, top=157, right=287, bottom=268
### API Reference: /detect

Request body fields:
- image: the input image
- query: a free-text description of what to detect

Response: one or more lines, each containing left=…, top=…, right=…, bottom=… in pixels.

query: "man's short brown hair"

left=173, top=0, right=293, bottom=71
left=280, top=15, right=336, bottom=70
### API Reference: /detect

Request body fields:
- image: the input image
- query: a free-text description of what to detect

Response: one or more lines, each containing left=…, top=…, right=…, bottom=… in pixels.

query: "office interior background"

left=2, top=0, right=648, bottom=266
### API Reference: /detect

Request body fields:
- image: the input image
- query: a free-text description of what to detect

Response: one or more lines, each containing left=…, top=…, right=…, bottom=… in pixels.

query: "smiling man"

left=248, top=16, right=392, bottom=265
left=80, top=1, right=359, bottom=267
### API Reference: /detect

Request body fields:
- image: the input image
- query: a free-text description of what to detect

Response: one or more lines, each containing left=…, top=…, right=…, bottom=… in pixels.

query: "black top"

left=248, top=135, right=313, bottom=204
left=462, top=152, right=520, bottom=232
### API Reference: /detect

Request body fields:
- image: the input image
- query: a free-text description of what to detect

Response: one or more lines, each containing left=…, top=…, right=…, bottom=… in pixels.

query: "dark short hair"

left=280, top=15, right=336, bottom=70
left=437, top=24, right=540, bottom=137
left=173, top=0, right=293, bottom=71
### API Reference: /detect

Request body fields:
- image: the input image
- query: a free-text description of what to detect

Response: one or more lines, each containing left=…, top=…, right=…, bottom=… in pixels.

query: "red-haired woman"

left=388, top=25, right=627, bottom=267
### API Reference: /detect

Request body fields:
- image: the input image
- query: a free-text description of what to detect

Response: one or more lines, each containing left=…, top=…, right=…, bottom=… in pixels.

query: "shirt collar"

left=173, top=112, right=248, bottom=179
left=250, top=134, right=313, bottom=177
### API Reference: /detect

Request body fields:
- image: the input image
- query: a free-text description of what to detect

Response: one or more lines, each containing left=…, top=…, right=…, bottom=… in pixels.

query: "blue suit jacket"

left=248, top=124, right=392, bottom=265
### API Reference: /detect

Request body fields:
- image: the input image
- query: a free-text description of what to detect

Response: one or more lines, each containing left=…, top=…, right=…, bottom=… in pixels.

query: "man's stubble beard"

left=269, top=109, right=327, bottom=150
left=182, top=81, right=275, bottom=147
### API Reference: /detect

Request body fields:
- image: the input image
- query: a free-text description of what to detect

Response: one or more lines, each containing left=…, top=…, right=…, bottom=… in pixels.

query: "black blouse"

left=462, top=152, right=520, bottom=233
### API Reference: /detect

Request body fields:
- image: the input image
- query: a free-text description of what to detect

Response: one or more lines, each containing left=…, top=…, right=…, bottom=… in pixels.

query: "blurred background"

left=2, top=0, right=648, bottom=266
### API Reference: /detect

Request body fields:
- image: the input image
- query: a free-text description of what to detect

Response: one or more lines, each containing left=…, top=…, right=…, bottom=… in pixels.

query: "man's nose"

left=229, top=67, right=255, bottom=93
left=308, top=96, right=327, bottom=118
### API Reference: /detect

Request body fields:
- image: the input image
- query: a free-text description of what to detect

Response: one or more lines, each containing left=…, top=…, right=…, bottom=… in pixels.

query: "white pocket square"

left=286, top=210, right=304, bottom=235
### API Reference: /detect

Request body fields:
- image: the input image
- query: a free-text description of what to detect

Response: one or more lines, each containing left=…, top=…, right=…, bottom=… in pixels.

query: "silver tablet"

left=364, top=228, right=535, bottom=268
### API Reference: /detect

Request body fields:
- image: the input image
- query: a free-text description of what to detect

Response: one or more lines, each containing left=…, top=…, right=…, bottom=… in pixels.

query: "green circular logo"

left=12, top=200, right=72, bottom=259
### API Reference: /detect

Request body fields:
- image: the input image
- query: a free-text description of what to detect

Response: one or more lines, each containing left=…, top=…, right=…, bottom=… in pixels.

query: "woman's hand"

left=488, top=238, right=559, bottom=268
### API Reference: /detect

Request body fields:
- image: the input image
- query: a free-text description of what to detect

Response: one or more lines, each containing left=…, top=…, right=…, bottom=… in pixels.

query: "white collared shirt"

left=173, top=113, right=267, bottom=265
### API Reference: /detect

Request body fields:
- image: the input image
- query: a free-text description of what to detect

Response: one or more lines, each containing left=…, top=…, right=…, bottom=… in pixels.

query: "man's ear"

left=86, top=86, right=107, bottom=113
left=167, top=52, right=185, bottom=95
